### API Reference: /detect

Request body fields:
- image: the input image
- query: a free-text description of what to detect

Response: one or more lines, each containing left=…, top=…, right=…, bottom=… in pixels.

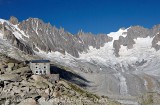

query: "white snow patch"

left=34, top=46, right=77, bottom=67
left=114, top=73, right=128, bottom=95
left=0, top=19, right=10, bottom=24
left=117, top=100, right=139, bottom=105
left=118, top=36, right=154, bottom=65
left=144, top=79, right=148, bottom=90
left=14, top=24, right=29, bottom=38
left=13, top=31, right=23, bottom=39
left=35, top=21, right=38, bottom=35
left=157, top=41, right=160, bottom=45
left=108, top=28, right=128, bottom=41
left=0, top=18, right=29, bottom=39
left=0, top=32, right=3, bottom=39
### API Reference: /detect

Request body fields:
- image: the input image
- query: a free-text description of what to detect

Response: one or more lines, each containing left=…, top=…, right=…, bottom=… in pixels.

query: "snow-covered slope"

left=1, top=17, right=160, bottom=102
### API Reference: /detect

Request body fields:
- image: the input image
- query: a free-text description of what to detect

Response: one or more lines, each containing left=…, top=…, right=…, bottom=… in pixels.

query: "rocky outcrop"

left=0, top=55, right=115, bottom=105
left=138, top=92, right=160, bottom=105
left=0, top=17, right=114, bottom=57
left=17, top=98, right=37, bottom=105
left=0, top=74, right=21, bottom=81
left=9, top=16, right=19, bottom=25
left=152, top=33, right=160, bottom=50
left=0, top=21, right=34, bottom=55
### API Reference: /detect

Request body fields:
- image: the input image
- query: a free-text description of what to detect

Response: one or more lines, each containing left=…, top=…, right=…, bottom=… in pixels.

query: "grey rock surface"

left=0, top=17, right=113, bottom=57
left=0, top=74, right=21, bottom=81
left=9, top=16, right=19, bottom=25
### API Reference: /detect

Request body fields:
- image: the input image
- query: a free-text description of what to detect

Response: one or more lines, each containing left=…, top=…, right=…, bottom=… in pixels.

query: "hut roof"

left=30, top=60, right=50, bottom=63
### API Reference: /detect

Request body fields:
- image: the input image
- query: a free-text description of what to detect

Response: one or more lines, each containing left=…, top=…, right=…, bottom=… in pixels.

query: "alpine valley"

left=1, top=16, right=160, bottom=105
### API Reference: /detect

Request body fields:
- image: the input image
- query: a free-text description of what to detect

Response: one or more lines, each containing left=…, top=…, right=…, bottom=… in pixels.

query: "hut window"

left=36, top=67, right=38, bottom=68
left=36, top=71, right=38, bottom=73
left=44, top=71, right=46, bottom=74
left=40, top=71, right=42, bottom=73
left=44, top=66, right=46, bottom=68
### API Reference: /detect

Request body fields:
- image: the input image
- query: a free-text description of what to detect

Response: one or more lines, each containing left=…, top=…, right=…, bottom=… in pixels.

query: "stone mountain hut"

left=30, top=60, right=50, bottom=75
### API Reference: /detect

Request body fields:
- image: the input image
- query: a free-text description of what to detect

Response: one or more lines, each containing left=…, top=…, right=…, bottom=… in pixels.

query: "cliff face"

left=3, top=16, right=112, bottom=57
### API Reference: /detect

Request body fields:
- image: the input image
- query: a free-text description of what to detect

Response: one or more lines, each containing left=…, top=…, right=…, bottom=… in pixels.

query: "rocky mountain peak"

left=9, top=16, right=19, bottom=25
left=1, top=17, right=160, bottom=59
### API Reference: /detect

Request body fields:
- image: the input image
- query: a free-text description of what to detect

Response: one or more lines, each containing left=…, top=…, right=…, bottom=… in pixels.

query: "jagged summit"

left=0, top=17, right=113, bottom=57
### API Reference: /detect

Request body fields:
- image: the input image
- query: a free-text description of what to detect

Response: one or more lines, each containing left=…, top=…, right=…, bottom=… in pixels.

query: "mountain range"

left=1, top=16, right=160, bottom=104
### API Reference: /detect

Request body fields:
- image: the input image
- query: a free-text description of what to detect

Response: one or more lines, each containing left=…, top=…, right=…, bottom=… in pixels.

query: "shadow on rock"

left=50, top=65, right=90, bottom=87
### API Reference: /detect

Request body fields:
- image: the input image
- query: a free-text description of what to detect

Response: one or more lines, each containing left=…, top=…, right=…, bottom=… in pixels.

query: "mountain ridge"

left=1, top=16, right=160, bottom=58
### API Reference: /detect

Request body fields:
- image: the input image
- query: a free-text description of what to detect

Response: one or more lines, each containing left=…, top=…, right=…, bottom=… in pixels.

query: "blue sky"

left=0, top=0, right=160, bottom=34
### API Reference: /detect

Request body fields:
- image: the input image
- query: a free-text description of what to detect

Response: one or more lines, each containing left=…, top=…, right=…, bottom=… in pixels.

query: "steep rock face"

left=152, top=33, right=160, bottom=50
left=16, top=17, right=113, bottom=57
left=0, top=20, right=33, bottom=55
left=76, top=31, right=112, bottom=49
left=9, top=16, right=19, bottom=25
left=1, top=17, right=160, bottom=58
left=18, top=18, right=83, bottom=57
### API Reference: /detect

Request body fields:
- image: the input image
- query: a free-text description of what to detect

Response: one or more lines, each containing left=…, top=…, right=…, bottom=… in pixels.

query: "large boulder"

left=34, top=81, right=49, bottom=89
left=31, top=75, right=43, bottom=81
left=17, top=98, right=37, bottom=105
left=45, top=88, right=50, bottom=95
left=20, top=80, right=34, bottom=87
left=11, top=67, right=30, bottom=75
left=0, top=63, right=6, bottom=70
left=38, top=97, right=53, bottom=105
left=52, top=91, right=61, bottom=98
left=0, top=74, right=22, bottom=81
left=8, top=63, right=15, bottom=68
left=12, top=86, right=21, bottom=94
left=6, top=63, right=15, bottom=71
left=31, top=75, right=53, bottom=87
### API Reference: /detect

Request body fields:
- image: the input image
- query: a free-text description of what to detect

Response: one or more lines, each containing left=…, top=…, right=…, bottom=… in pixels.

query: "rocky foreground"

left=1, top=54, right=160, bottom=105
left=0, top=54, right=121, bottom=105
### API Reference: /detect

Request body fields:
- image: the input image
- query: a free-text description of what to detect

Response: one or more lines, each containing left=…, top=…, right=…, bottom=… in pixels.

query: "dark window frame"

left=44, top=70, right=46, bottom=74
left=40, top=70, right=42, bottom=74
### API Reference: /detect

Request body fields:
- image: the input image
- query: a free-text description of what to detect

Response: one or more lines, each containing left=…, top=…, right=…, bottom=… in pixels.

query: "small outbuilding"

left=30, top=60, right=50, bottom=75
